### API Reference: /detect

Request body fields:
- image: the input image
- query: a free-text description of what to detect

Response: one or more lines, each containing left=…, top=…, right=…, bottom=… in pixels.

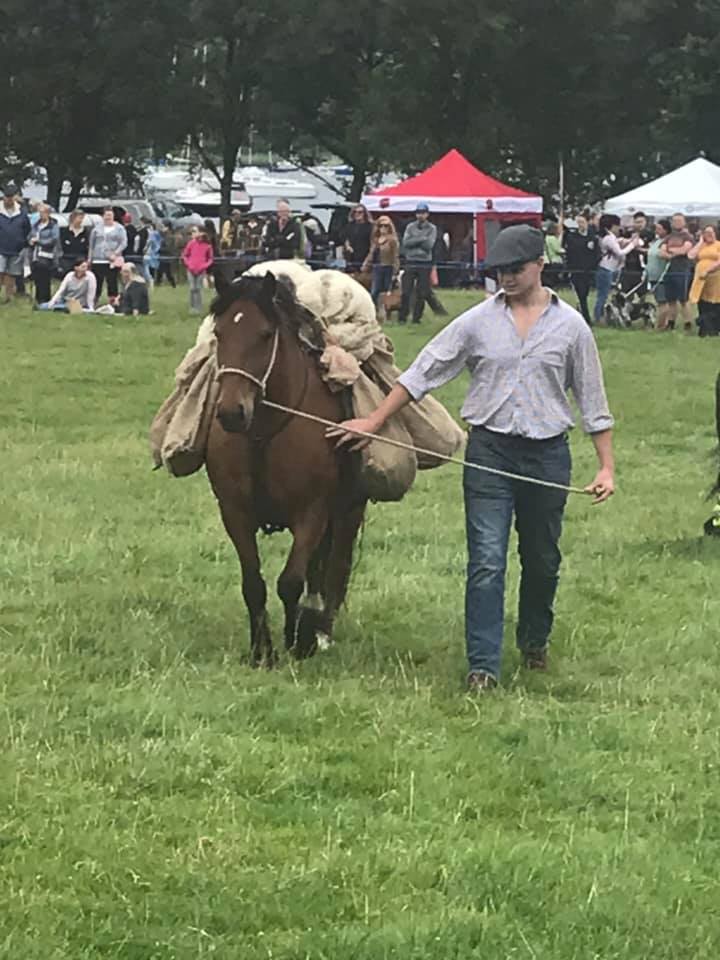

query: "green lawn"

left=2, top=285, right=720, bottom=958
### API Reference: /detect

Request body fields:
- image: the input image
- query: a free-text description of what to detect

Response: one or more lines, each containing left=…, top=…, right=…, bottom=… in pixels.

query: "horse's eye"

left=261, top=328, right=274, bottom=341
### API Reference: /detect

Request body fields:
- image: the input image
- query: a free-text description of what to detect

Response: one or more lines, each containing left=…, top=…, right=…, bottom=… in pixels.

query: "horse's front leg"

left=277, top=503, right=329, bottom=657
left=218, top=502, right=272, bottom=667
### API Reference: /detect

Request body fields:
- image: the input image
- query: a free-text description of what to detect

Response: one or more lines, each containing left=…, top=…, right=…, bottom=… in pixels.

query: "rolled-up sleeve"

left=569, top=325, right=614, bottom=433
left=397, top=317, right=470, bottom=402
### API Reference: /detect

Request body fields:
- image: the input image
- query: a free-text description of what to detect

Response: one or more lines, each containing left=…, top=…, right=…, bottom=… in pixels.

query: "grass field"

left=2, top=284, right=720, bottom=958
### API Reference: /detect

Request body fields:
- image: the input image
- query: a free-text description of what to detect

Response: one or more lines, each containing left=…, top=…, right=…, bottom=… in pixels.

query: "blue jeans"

left=370, top=264, right=393, bottom=306
left=463, top=428, right=571, bottom=679
left=594, top=266, right=617, bottom=322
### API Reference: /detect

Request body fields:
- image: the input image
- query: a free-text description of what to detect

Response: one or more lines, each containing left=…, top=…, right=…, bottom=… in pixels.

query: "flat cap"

left=485, top=224, right=545, bottom=269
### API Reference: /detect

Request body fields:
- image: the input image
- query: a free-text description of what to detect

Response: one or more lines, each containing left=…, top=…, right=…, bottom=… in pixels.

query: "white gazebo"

left=604, top=158, right=720, bottom=218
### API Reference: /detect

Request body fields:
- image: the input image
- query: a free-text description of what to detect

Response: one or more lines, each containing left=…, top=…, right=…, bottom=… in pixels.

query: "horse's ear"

left=213, top=267, right=231, bottom=296
left=260, top=271, right=277, bottom=306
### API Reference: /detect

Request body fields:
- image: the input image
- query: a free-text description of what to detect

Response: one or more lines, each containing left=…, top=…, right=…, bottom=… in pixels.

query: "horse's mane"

left=211, top=272, right=321, bottom=340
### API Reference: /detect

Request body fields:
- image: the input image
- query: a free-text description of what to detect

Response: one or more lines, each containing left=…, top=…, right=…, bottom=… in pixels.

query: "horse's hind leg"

left=278, top=504, right=328, bottom=657
left=219, top=502, right=272, bottom=667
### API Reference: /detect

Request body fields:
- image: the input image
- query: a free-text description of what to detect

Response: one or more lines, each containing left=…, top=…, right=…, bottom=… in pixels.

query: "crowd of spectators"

left=545, top=210, right=720, bottom=335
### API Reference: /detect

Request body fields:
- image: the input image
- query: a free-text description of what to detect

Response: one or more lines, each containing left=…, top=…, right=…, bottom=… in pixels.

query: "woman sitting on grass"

left=39, top=258, right=96, bottom=311
left=117, top=263, right=150, bottom=316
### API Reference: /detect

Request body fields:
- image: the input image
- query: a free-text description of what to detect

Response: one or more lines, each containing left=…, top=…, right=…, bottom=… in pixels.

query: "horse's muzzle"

left=217, top=405, right=253, bottom=433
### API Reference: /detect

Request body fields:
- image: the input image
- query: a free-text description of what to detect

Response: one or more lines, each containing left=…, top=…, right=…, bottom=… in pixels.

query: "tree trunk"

left=348, top=166, right=367, bottom=202
left=219, top=140, right=241, bottom=221
left=64, top=178, right=83, bottom=212
left=45, top=166, right=64, bottom=210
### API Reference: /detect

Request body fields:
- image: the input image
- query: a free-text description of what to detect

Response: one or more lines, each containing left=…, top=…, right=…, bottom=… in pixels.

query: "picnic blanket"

left=149, top=262, right=465, bottom=498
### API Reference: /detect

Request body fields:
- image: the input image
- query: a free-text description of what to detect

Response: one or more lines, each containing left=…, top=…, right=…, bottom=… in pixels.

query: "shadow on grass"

left=623, top=533, right=720, bottom=562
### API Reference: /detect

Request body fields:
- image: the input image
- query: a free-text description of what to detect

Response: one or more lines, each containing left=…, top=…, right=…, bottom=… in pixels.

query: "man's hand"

left=325, top=417, right=379, bottom=450
left=585, top=468, right=615, bottom=504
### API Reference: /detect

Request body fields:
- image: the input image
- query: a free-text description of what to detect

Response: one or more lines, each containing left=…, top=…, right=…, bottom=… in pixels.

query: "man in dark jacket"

left=564, top=213, right=599, bottom=326
left=0, top=184, right=31, bottom=303
left=399, top=202, right=437, bottom=324
left=261, top=199, right=302, bottom=260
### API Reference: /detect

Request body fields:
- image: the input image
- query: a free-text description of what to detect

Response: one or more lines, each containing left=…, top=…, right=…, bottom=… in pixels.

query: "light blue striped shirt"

left=397, top=291, right=614, bottom=439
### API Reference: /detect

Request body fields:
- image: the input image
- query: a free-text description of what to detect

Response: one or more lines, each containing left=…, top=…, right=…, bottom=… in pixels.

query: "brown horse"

left=206, top=270, right=366, bottom=665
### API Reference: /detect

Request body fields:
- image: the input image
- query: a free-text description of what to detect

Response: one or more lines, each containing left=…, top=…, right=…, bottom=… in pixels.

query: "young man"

left=399, top=202, right=437, bottom=324
left=0, top=184, right=31, bottom=303
left=564, top=214, right=598, bottom=325
left=660, top=213, right=694, bottom=331
left=329, top=225, right=615, bottom=691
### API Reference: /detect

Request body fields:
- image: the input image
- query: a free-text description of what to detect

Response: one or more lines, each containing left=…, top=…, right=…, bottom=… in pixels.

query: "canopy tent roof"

left=362, top=149, right=543, bottom=214
left=604, top=158, right=720, bottom=217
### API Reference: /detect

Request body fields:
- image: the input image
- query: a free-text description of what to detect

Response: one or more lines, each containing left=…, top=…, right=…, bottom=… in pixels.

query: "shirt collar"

left=494, top=287, right=560, bottom=305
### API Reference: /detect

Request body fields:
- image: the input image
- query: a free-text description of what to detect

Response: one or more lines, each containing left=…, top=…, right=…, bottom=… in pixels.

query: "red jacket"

left=182, top=238, right=214, bottom=275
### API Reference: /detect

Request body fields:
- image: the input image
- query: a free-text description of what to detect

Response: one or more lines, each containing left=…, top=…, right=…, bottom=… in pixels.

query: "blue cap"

left=415, top=202, right=430, bottom=212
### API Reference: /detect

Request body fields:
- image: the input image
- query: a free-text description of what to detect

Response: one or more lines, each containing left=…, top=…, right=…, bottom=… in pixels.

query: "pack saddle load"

left=149, top=260, right=466, bottom=501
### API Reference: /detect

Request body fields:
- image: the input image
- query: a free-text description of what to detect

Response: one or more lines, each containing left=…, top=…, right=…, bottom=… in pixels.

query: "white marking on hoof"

left=317, top=632, right=332, bottom=652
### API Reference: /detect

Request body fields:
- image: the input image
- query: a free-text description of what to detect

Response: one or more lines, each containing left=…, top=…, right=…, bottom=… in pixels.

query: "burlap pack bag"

left=149, top=338, right=219, bottom=477
left=365, top=348, right=466, bottom=469
left=351, top=371, right=417, bottom=502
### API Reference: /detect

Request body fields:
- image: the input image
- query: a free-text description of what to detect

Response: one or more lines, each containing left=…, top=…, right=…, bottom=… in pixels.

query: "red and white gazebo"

left=362, top=149, right=543, bottom=263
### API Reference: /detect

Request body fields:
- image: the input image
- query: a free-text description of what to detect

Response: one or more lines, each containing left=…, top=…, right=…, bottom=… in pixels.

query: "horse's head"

left=212, top=271, right=280, bottom=433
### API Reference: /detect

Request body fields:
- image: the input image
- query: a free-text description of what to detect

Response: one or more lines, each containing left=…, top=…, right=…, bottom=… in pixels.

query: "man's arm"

left=328, top=311, right=472, bottom=447
left=586, top=429, right=614, bottom=503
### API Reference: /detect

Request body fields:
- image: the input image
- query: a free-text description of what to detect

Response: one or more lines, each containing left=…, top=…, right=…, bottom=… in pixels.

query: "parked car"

left=76, top=196, right=202, bottom=230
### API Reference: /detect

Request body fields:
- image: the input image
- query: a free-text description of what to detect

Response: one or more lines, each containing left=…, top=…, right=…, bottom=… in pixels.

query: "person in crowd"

left=659, top=212, right=694, bottom=332
left=646, top=219, right=671, bottom=329
left=220, top=209, right=243, bottom=254
left=40, top=258, right=96, bottom=311
left=203, top=219, right=220, bottom=258
left=542, top=222, right=565, bottom=289
left=60, top=210, right=90, bottom=273
left=362, top=215, right=400, bottom=319
left=261, top=198, right=303, bottom=260
left=29, top=203, right=60, bottom=304
left=89, top=207, right=127, bottom=304
left=688, top=225, right=720, bottom=337
left=237, top=214, right=263, bottom=271
left=343, top=204, right=373, bottom=272
left=594, top=213, right=640, bottom=323
left=301, top=212, right=327, bottom=266
left=182, top=228, right=214, bottom=314
left=399, top=202, right=437, bottom=324
left=141, top=218, right=161, bottom=283
left=621, top=211, right=654, bottom=294
left=0, top=183, right=30, bottom=304
left=155, top=220, right=178, bottom=287
left=329, top=224, right=614, bottom=692
left=118, top=263, right=150, bottom=316
left=564, top=213, right=599, bottom=325
left=121, top=212, right=138, bottom=265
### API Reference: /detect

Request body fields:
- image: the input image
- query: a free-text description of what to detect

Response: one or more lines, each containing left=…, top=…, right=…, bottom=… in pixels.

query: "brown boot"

left=521, top=648, right=548, bottom=671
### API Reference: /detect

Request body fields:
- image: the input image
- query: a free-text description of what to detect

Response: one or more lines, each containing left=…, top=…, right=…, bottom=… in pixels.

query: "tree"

left=0, top=0, right=181, bottom=207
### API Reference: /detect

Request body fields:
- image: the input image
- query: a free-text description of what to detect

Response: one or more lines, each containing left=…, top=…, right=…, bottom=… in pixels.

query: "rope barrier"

left=260, top=398, right=593, bottom=497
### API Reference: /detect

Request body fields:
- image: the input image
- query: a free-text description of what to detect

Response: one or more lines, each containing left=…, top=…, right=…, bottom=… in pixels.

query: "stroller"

left=603, top=258, right=669, bottom=330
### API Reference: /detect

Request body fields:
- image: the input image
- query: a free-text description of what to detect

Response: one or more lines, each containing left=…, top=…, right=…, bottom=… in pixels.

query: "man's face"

left=416, top=211, right=429, bottom=222
left=103, top=210, right=114, bottom=226
left=633, top=216, right=647, bottom=233
left=2, top=195, right=14, bottom=211
left=277, top=202, right=290, bottom=219
left=497, top=258, right=543, bottom=296
left=672, top=214, right=686, bottom=232
left=74, top=261, right=88, bottom=277
left=576, top=215, right=588, bottom=233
